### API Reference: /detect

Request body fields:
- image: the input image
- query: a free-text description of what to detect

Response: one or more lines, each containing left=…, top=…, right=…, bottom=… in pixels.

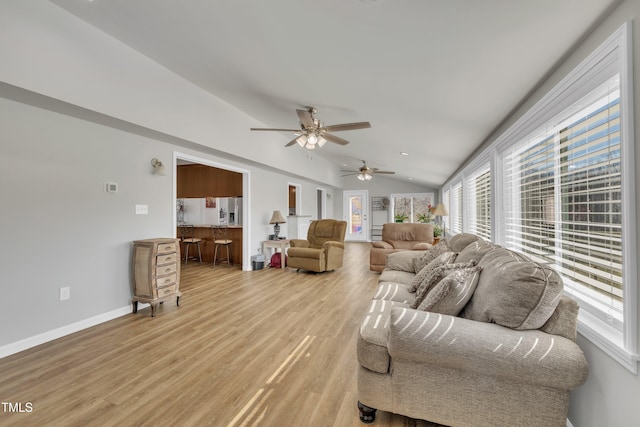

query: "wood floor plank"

left=0, top=242, right=438, bottom=427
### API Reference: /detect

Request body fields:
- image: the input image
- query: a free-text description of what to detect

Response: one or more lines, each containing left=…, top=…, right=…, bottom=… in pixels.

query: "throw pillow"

left=385, top=251, right=426, bottom=273
left=462, top=247, right=564, bottom=330
left=455, top=240, right=494, bottom=264
left=446, top=233, right=481, bottom=252
left=417, top=266, right=483, bottom=316
left=409, top=251, right=457, bottom=293
left=413, top=240, right=450, bottom=272
left=410, top=260, right=477, bottom=308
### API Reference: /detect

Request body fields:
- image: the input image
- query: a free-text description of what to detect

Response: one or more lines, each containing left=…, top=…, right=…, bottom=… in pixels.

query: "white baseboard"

left=0, top=304, right=135, bottom=359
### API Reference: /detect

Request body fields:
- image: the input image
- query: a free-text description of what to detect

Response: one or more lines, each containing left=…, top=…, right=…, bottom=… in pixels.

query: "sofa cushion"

left=357, top=299, right=410, bottom=374
left=413, top=240, right=451, bottom=272
left=379, top=269, right=416, bottom=285
left=373, top=282, right=415, bottom=304
left=411, top=261, right=477, bottom=309
left=382, top=223, right=434, bottom=249
left=409, top=251, right=457, bottom=292
left=455, top=239, right=494, bottom=264
left=447, top=233, right=481, bottom=253
left=385, top=251, right=425, bottom=273
left=417, top=266, right=482, bottom=315
left=463, top=247, right=564, bottom=330
left=540, top=295, right=580, bottom=341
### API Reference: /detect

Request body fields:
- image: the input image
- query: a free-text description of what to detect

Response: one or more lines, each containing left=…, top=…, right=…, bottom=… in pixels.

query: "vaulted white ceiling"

left=50, top=0, right=616, bottom=187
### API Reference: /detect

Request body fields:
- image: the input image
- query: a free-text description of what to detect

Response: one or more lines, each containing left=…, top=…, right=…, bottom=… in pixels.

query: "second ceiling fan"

left=250, top=107, right=371, bottom=149
left=342, top=160, right=395, bottom=181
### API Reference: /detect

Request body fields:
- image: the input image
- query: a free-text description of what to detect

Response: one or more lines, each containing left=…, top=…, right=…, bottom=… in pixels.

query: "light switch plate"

left=59, top=287, right=70, bottom=301
left=135, top=204, right=148, bottom=215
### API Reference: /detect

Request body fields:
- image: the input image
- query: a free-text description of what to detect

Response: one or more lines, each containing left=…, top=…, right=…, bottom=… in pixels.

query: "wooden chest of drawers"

left=132, top=238, right=182, bottom=317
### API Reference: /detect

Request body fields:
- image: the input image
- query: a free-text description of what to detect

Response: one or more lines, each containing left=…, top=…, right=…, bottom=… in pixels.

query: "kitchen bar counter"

left=177, top=225, right=243, bottom=267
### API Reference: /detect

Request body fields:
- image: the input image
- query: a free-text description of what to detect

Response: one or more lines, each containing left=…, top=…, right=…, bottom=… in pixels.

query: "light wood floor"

left=0, top=243, right=437, bottom=427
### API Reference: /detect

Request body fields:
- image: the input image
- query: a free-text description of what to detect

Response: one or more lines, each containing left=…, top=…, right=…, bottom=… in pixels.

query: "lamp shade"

left=269, top=210, right=286, bottom=224
left=433, top=203, right=448, bottom=216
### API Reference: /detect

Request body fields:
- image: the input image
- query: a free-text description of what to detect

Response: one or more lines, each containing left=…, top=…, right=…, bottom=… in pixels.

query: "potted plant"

left=433, top=223, right=443, bottom=238
left=417, top=205, right=436, bottom=223
left=417, top=213, right=431, bottom=223
left=394, top=213, right=408, bottom=223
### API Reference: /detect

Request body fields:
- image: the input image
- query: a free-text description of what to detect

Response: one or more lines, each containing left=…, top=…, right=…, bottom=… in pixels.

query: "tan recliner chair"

left=370, top=223, right=434, bottom=272
left=288, top=219, right=347, bottom=272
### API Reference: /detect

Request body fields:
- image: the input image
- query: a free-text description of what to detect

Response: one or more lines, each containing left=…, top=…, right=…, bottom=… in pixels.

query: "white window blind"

left=450, top=183, right=463, bottom=234
left=466, top=165, right=491, bottom=240
left=503, top=75, right=623, bottom=329
left=443, top=189, right=450, bottom=235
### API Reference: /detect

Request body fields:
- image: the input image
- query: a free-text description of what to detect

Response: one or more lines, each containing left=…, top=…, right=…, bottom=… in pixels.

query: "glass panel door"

left=344, top=190, right=369, bottom=241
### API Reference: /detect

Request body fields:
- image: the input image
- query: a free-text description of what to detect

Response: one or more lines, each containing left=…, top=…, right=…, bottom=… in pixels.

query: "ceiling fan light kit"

left=296, top=133, right=326, bottom=149
left=250, top=106, right=370, bottom=150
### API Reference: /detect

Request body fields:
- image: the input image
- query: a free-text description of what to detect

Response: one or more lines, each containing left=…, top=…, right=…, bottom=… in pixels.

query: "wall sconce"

left=151, top=158, right=166, bottom=176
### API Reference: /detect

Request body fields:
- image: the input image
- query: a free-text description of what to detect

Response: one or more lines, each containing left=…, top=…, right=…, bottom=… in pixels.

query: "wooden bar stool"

left=178, top=225, right=203, bottom=265
left=212, top=225, right=232, bottom=267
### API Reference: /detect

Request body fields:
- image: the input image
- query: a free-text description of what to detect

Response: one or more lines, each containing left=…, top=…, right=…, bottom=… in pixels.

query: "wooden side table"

left=262, top=239, right=290, bottom=269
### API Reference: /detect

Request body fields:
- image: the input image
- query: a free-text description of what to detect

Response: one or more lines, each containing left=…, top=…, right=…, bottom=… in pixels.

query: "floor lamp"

left=433, top=203, right=449, bottom=238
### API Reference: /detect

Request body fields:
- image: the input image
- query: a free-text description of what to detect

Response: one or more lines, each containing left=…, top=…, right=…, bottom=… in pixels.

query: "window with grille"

left=466, top=164, right=491, bottom=240
left=391, top=193, right=435, bottom=223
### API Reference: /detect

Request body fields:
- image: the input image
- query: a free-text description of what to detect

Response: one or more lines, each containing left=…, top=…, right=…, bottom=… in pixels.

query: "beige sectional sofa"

left=357, top=233, right=589, bottom=426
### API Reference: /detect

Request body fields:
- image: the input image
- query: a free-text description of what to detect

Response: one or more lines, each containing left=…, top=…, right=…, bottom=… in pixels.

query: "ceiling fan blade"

left=323, top=133, right=350, bottom=145
left=296, top=109, right=314, bottom=129
left=323, top=122, right=371, bottom=132
left=340, top=170, right=358, bottom=173
left=250, top=127, right=300, bottom=132
left=340, top=173, right=358, bottom=177
left=374, top=171, right=395, bottom=174
left=285, top=137, right=299, bottom=147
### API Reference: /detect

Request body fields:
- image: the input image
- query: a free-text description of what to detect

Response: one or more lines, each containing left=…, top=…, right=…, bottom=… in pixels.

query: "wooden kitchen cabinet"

left=132, top=238, right=182, bottom=317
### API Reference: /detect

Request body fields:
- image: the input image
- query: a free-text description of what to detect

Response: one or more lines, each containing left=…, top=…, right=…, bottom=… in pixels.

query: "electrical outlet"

left=59, top=287, right=70, bottom=301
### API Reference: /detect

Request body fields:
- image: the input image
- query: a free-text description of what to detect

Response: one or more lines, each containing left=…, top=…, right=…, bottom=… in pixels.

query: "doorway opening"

left=317, top=188, right=327, bottom=219
left=174, top=152, right=251, bottom=270
left=288, top=183, right=301, bottom=216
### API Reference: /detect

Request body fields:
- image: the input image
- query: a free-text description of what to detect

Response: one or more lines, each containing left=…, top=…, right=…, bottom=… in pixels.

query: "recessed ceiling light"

left=408, top=177, right=413, bottom=180
left=400, top=152, right=409, bottom=156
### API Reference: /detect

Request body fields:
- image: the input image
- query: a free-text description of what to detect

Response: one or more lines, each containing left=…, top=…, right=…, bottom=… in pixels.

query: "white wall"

left=0, top=96, right=174, bottom=346
left=444, top=1, right=640, bottom=425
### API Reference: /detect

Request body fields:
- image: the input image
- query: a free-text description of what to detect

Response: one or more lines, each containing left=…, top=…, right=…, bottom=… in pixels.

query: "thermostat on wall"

left=105, top=182, right=118, bottom=193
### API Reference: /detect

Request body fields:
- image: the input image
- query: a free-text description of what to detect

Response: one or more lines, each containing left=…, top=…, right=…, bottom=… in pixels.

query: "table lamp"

left=433, top=203, right=449, bottom=238
left=269, top=210, right=286, bottom=239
